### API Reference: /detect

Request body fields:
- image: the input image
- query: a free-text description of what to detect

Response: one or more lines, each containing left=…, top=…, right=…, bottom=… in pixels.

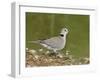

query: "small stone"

left=34, top=55, right=39, bottom=59
left=57, top=54, right=63, bottom=58
left=65, top=52, right=69, bottom=56
left=84, top=58, right=89, bottom=61
left=84, top=58, right=89, bottom=63
left=79, top=62, right=82, bottom=65
left=65, top=50, right=70, bottom=55
left=44, top=59, right=48, bottom=62
left=49, top=59, right=53, bottom=62
left=28, top=55, right=33, bottom=59
left=29, top=49, right=37, bottom=55
left=26, top=48, right=28, bottom=51
left=45, top=51, right=50, bottom=54
left=38, top=48, right=43, bottom=52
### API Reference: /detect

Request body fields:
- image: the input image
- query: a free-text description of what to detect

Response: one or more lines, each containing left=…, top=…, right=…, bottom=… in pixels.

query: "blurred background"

left=26, top=12, right=89, bottom=58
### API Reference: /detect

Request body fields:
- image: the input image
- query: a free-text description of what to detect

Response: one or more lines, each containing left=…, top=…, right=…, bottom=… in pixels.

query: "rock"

left=26, top=48, right=29, bottom=51
left=66, top=50, right=70, bottom=55
left=49, top=59, right=53, bottom=62
left=34, top=55, right=39, bottom=59
left=29, top=49, right=37, bottom=55
left=57, top=54, right=63, bottom=58
left=38, top=48, right=43, bottom=52
left=84, top=58, right=89, bottom=61
left=84, top=58, right=89, bottom=63
left=26, top=48, right=29, bottom=53
left=45, top=51, right=50, bottom=54
left=79, top=62, right=82, bottom=65
left=65, top=52, right=69, bottom=56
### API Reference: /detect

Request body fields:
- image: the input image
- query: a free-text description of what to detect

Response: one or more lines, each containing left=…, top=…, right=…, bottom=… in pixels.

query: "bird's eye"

left=65, top=30, right=66, bottom=31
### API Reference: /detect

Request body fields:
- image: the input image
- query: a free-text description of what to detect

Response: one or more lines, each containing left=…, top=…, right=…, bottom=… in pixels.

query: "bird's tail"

left=28, top=40, right=41, bottom=44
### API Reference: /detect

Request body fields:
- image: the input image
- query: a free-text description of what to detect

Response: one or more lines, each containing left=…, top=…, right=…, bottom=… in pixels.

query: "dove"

left=29, top=28, right=69, bottom=54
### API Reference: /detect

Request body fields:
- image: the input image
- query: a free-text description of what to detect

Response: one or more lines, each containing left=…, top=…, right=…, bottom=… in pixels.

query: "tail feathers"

left=28, top=40, right=41, bottom=44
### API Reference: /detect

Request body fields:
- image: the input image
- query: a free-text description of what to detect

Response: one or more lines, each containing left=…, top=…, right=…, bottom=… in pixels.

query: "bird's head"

left=60, top=28, right=69, bottom=37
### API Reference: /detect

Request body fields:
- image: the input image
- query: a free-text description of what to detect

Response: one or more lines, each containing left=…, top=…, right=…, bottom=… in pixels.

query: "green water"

left=26, top=12, right=89, bottom=58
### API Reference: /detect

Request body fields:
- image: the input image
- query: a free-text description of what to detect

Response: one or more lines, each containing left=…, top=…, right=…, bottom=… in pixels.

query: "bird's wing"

left=41, top=36, right=64, bottom=49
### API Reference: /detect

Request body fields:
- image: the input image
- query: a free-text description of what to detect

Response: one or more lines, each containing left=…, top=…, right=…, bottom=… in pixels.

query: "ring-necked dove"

left=29, top=28, right=69, bottom=53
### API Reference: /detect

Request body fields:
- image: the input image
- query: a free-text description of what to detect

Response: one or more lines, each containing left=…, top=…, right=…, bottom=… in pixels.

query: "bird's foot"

left=49, top=52, right=58, bottom=57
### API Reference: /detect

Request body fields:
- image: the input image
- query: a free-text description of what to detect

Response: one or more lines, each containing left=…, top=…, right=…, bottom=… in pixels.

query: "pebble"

left=49, top=59, right=53, bottom=62
left=84, top=58, right=89, bottom=63
left=57, top=54, right=63, bottom=58
left=26, top=48, right=28, bottom=51
left=79, top=62, right=82, bottom=65
left=45, top=51, right=50, bottom=54
left=65, top=50, right=70, bottom=55
left=84, top=58, right=89, bottom=61
left=29, top=49, right=37, bottom=55
left=34, top=55, right=39, bottom=59
left=38, top=48, right=43, bottom=52
left=65, top=52, right=69, bottom=56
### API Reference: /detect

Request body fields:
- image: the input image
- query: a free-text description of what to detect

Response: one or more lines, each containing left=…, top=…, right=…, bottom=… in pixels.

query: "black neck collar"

left=60, top=34, right=64, bottom=37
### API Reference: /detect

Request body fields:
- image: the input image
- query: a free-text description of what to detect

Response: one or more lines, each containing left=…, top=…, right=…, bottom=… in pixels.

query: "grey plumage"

left=41, top=36, right=65, bottom=49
